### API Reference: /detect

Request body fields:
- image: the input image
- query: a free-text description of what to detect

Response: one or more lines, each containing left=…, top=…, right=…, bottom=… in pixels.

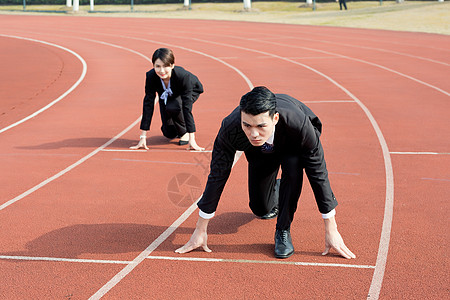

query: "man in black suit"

left=176, top=86, right=355, bottom=259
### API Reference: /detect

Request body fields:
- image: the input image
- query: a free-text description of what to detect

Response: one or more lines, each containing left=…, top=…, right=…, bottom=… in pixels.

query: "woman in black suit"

left=131, top=48, right=204, bottom=151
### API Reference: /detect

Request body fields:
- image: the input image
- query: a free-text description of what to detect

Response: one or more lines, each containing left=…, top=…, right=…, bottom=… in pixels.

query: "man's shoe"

left=274, top=229, right=294, bottom=259
left=179, top=140, right=189, bottom=146
left=259, top=206, right=278, bottom=220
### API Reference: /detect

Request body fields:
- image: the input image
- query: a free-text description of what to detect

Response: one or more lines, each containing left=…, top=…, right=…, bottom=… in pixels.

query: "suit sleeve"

left=179, top=72, right=203, bottom=133
left=197, top=121, right=236, bottom=214
left=296, top=116, right=338, bottom=214
left=139, top=72, right=157, bottom=131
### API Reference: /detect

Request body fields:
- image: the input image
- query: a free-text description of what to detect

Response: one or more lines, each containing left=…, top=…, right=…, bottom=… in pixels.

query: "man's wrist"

left=324, top=216, right=338, bottom=232
left=199, top=210, right=215, bottom=219
left=321, top=209, right=336, bottom=219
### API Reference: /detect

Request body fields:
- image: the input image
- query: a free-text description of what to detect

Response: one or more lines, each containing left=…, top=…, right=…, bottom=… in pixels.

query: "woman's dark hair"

left=240, top=86, right=277, bottom=117
left=152, top=48, right=175, bottom=66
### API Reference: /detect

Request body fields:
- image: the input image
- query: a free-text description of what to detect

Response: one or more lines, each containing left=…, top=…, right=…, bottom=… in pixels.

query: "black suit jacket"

left=140, top=66, right=203, bottom=132
left=197, top=94, right=337, bottom=215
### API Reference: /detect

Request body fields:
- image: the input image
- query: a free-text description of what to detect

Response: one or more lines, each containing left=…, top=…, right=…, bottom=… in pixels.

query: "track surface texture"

left=0, top=15, right=449, bottom=300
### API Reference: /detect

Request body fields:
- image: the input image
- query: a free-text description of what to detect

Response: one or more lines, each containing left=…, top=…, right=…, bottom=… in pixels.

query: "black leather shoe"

left=179, top=140, right=189, bottom=146
left=274, top=229, right=294, bottom=259
left=259, top=206, right=278, bottom=219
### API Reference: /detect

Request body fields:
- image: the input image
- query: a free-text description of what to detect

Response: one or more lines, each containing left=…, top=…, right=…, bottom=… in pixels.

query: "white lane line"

left=101, top=149, right=148, bottom=152
left=0, top=38, right=160, bottom=211
left=112, top=158, right=200, bottom=165
left=303, top=100, right=355, bottom=103
left=89, top=151, right=243, bottom=300
left=0, top=117, right=141, bottom=211
left=101, top=149, right=212, bottom=153
left=270, top=35, right=450, bottom=66
left=78, top=37, right=152, bottom=63
left=1, top=39, right=170, bottom=211
left=32, top=29, right=442, bottom=298
left=188, top=36, right=449, bottom=97
left=85, top=37, right=252, bottom=298
left=0, top=31, right=248, bottom=298
left=0, top=254, right=374, bottom=269
left=112, top=34, right=254, bottom=90
left=176, top=37, right=394, bottom=300
left=0, top=34, right=87, bottom=134
left=269, top=41, right=450, bottom=96
left=421, top=178, right=450, bottom=182
left=146, top=255, right=375, bottom=269
left=329, top=172, right=360, bottom=176
left=390, top=152, right=450, bottom=155
left=175, top=29, right=450, bottom=65
left=88, top=198, right=203, bottom=300
left=0, top=153, right=79, bottom=157
left=0, top=255, right=131, bottom=265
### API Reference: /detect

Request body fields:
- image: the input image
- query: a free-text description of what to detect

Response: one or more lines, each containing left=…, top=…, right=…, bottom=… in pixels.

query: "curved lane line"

left=89, top=152, right=244, bottom=300
left=171, top=37, right=394, bottom=300
left=187, top=36, right=450, bottom=97
left=175, top=30, right=450, bottom=66
left=271, top=30, right=450, bottom=52
left=0, top=34, right=88, bottom=134
left=87, top=37, right=252, bottom=300
left=0, top=33, right=251, bottom=298
left=79, top=35, right=253, bottom=89
left=0, top=117, right=141, bottom=211
left=0, top=38, right=250, bottom=211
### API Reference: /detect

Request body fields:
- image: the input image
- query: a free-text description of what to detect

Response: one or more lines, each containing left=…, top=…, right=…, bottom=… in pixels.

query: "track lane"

left=1, top=15, right=448, bottom=300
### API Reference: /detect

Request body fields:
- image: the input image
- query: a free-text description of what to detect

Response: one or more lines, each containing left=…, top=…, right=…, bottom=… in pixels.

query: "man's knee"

left=249, top=201, right=271, bottom=217
left=249, top=179, right=280, bottom=217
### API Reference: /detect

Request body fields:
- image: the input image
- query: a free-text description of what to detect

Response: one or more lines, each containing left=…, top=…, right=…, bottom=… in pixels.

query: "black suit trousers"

left=159, top=96, right=186, bottom=139
left=245, top=150, right=304, bottom=230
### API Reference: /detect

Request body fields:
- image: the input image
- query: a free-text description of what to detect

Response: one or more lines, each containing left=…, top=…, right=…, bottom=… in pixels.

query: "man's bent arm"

left=322, top=216, right=356, bottom=259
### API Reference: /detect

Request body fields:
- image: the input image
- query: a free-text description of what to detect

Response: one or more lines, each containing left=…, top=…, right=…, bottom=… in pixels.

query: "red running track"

left=0, top=14, right=449, bottom=299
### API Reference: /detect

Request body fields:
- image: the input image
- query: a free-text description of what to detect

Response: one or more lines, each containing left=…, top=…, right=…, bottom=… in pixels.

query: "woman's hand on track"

left=130, top=136, right=149, bottom=150
left=187, top=143, right=205, bottom=151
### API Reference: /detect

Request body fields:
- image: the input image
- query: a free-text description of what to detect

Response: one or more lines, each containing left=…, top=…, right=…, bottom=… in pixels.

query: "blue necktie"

left=261, top=142, right=274, bottom=154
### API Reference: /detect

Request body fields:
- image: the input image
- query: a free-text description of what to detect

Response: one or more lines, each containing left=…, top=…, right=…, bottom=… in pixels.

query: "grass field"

left=1, top=1, right=449, bottom=34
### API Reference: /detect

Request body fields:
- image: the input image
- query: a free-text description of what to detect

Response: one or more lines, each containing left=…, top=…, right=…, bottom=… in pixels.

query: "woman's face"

left=153, top=58, right=174, bottom=80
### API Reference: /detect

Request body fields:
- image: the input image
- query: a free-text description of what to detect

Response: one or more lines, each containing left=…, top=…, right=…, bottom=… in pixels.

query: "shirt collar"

left=266, top=126, right=275, bottom=145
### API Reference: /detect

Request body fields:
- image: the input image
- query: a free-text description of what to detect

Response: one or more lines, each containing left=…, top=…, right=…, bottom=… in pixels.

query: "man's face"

left=241, top=111, right=279, bottom=146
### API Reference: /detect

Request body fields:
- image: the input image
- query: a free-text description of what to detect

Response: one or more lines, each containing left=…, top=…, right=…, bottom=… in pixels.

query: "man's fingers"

left=327, top=244, right=356, bottom=259
left=175, top=241, right=212, bottom=254
left=335, top=243, right=356, bottom=259
left=175, top=244, right=194, bottom=254
left=321, top=246, right=330, bottom=256
left=341, top=245, right=356, bottom=259
left=336, top=247, right=351, bottom=259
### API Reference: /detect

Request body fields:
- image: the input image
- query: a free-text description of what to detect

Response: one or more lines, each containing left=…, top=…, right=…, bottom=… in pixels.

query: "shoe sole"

left=258, top=214, right=277, bottom=220
left=274, top=250, right=294, bottom=259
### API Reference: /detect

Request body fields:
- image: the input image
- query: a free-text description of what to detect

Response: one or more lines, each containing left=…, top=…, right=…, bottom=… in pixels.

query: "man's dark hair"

left=152, top=48, right=175, bottom=66
left=240, top=86, right=277, bottom=117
